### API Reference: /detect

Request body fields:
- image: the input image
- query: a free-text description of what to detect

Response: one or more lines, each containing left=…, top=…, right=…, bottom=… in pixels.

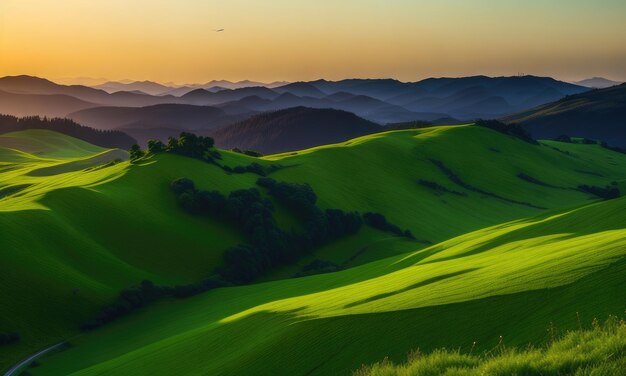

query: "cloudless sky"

left=0, top=0, right=625, bottom=84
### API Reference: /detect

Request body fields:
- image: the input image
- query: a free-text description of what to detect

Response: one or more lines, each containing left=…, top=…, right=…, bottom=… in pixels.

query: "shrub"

left=129, top=144, right=145, bottom=161
left=232, top=148, right=263, bottom=157
left=171, top=178, right=196, bottom=195
left=81, top=278, right=229, bottom=331
left=294, top=259, right=342, bottom=277
left=363, top=212, right=414, bottom=239
left=147, top=139, right=166, bottom=153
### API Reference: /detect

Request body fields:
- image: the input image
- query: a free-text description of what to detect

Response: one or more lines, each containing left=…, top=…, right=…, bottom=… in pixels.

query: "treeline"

left=553, top=135, right=626, bottom=154
left=81, top=279, right=228, bottom=331
left=138, top=132, right=283, bottom=177
left=474, top=119, right=537, bottom=144
left=257, top=178, right=364, bottom=246
left=133, top=132, right=219, bottom=162
left=578, top=184, right=620, bottom=200
left=0, top=332, right=20, bottom=346
left=173, top=177, right=414, bottom=283
left=363, top=212, right=415, bottom=239
left=172, top=177, right=365, bottom=283
left=222, top=163, right=282, bottom=177
left=231, top=148, right=263, bottom=157
left=0, top=114, right=136, bottom=149
left=83, top=175, right=415, bottom=330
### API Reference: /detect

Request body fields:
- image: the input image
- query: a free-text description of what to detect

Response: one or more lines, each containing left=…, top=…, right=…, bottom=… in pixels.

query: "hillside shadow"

left=343, top=268, right=479, bottom=308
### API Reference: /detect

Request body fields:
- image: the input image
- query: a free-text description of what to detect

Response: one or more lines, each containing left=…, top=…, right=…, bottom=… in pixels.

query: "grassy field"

left=354, top=317, right=626, bottom=376
left=25, top=185, right=626, bottom=375
left=1, top=126, right=626, bottom=373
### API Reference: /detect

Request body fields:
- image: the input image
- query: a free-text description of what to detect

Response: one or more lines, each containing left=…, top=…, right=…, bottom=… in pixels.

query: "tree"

left=129, top=144, right=144, bottom=160
left=147, top=139, right=166, bottom=153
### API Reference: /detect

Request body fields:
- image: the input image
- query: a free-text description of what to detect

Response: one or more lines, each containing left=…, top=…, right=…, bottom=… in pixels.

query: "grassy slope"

left=2, top=126, right=626, bottom=372
left=0, top=131, right=248, bottom=367
left=29, top=188, right=626, bottom=376
left=261, top=126, right=626, bottom=273
left=355, top=318, right=626, bottom=376
left=0, top=129, right=106, bottom=158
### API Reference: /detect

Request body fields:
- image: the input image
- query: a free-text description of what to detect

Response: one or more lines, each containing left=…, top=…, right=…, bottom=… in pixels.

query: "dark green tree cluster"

left=363, top=212, right=415, bottom=239
left=257, top=178, right=362, bottom=247
left=0, top=332, right=20, bottom=346
left=578, top=184, right=620, bottom=200
left=129, top=144, right=144, bottom=161
left=166, top=132, right=215, bottom=158
left=81, top=278, right=227, bottom=331
left=172, top=178, right=294, bottom=283
left=222, top=163, right=283, bottom=176
left=231, top=148, right=263, bottom=157
left=144, top=132, right=220, bottom=162
left=553, top=135, right=626, bottom=154
left=172, top=177, right=364, bottom=283
left=294, top=259, right=341, bottom=278
left=474, top=119, right=537, bottom=144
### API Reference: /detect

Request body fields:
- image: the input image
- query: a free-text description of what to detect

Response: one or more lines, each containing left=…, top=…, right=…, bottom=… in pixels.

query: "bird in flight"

left=214, top=29, right=225, bottom=32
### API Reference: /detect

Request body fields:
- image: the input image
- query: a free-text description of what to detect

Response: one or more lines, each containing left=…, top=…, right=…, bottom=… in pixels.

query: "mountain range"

left=0, top=74, right=588, bottom=124
left=8, top=74, right=626, bottom=152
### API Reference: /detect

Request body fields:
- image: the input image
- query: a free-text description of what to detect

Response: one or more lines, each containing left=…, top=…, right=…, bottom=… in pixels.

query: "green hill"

left=1, top=126, right=626, bottom=374
left=503, top=83, right=626, bottom=147
left=24, top=182, right=626, bottom=376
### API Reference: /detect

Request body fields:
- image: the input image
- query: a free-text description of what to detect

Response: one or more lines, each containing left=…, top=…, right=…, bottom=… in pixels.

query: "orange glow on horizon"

left=0, top=0, right=625, bottom=84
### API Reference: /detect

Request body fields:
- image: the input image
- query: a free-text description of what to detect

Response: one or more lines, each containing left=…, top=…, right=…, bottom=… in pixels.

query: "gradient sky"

left=1, top=0, right=625, bottom=84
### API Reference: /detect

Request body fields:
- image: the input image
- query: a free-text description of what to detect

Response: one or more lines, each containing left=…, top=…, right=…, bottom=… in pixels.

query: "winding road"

left=3, top=342, right=65, bottom=376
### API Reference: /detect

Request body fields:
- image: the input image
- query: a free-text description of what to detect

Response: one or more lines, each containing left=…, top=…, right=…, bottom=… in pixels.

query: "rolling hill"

left=2, top=125, right=626, bottom=374
left=504, top=83, right=626, bottom=147
left=0, top=115, right=136, bottom=149
left=211, top=107, right=382, bottom=153
left=12, top=127, right=626, bottom=375
left=0, top=75, right=590, bottom=131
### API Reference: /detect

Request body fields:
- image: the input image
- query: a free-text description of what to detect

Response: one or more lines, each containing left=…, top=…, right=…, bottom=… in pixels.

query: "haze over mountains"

left=4, top=73, right=626, bottom=151
left=574, top=77, right=623, bottom=89
left=0, top=74, right=586, bottom=120
left=94, top=79, right=289, bottom=96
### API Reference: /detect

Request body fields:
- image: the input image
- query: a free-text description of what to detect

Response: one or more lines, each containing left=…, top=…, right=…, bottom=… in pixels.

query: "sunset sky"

left=1, top=0, right=625, bottom=84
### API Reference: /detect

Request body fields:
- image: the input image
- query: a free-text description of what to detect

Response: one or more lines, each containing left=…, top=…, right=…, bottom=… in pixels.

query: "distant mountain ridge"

left=503, top=83, right=626, bottom=147
left=574, top=77, right=622, bottom=89
left=0, top=74, right=588, bottom=122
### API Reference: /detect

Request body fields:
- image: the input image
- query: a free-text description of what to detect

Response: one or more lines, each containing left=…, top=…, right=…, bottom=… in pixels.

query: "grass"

left=353, top=317, right=626, bottom=376
left=2, top=126, right=626, bottom=373
left=24, top=193, right=626, bottom=375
